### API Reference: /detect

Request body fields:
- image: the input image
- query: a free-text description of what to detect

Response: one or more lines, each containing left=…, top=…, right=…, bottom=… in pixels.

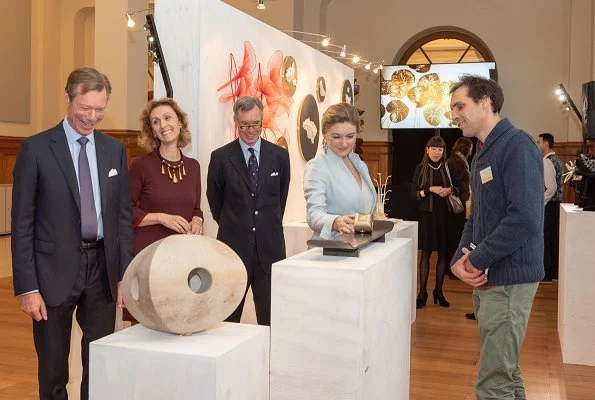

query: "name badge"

left=480, top=166, right=493, bottom=184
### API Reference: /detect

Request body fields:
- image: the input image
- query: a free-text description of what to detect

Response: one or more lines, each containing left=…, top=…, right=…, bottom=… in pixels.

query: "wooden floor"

left=1, top=244, right=595, bottom=399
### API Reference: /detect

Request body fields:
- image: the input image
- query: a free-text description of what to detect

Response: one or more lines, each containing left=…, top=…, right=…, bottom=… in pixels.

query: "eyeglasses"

left=238, top=123, right=262, bottom=131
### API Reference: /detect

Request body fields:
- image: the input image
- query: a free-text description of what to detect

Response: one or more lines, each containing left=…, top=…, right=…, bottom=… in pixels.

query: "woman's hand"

left=189, top=216, right=204, bottom=235
left=430, top=186, right=452, bottom=197
left=332, top=214, right=355, bottom=234
left=160, top=214, right=191, bottom=234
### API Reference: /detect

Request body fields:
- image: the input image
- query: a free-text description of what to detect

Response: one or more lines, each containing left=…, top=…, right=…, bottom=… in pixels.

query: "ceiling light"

left=558, top=94, right=566, bottom=102
left=321, top=37, right=330, bottom=47
left=257, top=0, right=266, bottom=10
left=554, top=88, right=563, bottom=96
left=126, top=13, right=135, bottom=27
left=365, top=63, right=371, bottom=70
left=340, top=44, right=346, bottom=58
left=372, top=67, right=379, bottom=74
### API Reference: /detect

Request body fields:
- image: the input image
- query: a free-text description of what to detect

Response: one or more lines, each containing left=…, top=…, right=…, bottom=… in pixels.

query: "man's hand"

left=117, top=283, right=125, bottom=309
left=450, top=247, right=488, bottom=287
left=20, top=292, right=47, bottom=322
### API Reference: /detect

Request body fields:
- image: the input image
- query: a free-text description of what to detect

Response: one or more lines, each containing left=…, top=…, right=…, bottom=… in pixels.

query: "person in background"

left=303, top=102, right=376, bottom=239
left=449, top=75, right=544, bottom=399
left=129, top=98, right=203, bottom=256
left=537, top=132, right=563, bottom=283
left=11, top=67, right=133, bottom=400
left=207, top=96, right=290, bottom=326
left=411, top=135, right=463, bottom=309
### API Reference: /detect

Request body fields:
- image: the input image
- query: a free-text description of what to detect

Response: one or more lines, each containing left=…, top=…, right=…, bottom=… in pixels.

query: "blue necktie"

left=248, top=147, right=258, bottom=191
left=78, top=137, right=98, bottom=241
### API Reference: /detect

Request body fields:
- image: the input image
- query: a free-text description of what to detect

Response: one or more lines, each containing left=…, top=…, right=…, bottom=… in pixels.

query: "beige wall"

left=3, top=0, right=595, bottom=142
left=300, top=0, right=595, bottom=143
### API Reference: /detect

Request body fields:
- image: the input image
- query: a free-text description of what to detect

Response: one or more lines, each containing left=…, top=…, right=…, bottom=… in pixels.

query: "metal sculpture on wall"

left=316, top=76, right=326, bottom=103
left=341, top=79, right=353, bottom=105
left=297, top=94, right=320, bottom=162
left=122, top=235, right=247, bottom=335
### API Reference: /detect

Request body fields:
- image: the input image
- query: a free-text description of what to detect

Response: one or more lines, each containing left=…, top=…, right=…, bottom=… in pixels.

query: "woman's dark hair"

left=418, top=135, right=446, bottom=188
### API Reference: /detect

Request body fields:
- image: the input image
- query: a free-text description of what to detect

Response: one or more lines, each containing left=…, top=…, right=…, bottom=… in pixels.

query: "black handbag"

left=444, top=163, right=465, bottom=214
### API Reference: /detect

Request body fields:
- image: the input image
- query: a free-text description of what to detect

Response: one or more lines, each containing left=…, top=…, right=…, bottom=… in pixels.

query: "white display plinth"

left=386, top=220, right=418, bottom=323
left=90, top=323, right=270, bottom=400
left=270, top=236, right=413, bottom=400
left=558, top=204, right=595, bottom=366
left=283, top=219, right=418, bottom=323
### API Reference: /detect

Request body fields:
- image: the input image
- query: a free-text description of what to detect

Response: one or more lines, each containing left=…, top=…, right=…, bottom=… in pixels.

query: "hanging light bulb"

left=352, top=55, right=360, bottom=63
left=126, top=13, right=135, bottom=28
left=321, top=37, right=330, bottom=47
left=365, top=62, right=371, bottom=70
left=340, top=44, right=346, bottom=58
left=257, top=0, right=266, bottom=10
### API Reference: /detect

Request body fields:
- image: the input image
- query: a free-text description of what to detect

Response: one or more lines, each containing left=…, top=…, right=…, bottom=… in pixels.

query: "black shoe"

left=433, top=290, right=450, bottom=308
left=416, top=291, right=428, bottom=309
left=465, top=312, right=476, bottom=320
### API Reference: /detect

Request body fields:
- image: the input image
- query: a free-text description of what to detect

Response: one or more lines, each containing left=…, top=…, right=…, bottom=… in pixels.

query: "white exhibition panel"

left=558, top=204, right=595, bottom=366
left=270, top=236, right=413, bottom=400
left=89, top=323, right=270, bottom=400
left=153, top=0, right=354, bottom=237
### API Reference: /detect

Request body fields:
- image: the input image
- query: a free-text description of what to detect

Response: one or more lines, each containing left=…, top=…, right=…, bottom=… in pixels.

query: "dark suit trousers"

left=33, top=247, right=115, bottom=400
left=543, top=201, right=560, bottom=280
left=225, top=251, right=272, bottom=326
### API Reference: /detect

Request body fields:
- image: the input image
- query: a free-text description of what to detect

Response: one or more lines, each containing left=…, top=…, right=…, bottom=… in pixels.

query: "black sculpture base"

left=308, top=220, right=394, bottom=257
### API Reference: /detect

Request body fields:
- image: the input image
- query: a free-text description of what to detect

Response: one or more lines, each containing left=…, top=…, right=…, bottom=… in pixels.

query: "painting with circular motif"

left=281, top=56, right=298, bottom=96
left=316, top=76, right=326, bottom=103
left=297, top=94, right=320, bottom=161
left=341, top=80, right=353, bottom=105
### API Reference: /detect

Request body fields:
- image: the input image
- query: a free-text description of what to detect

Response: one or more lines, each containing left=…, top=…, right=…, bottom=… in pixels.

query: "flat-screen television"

left=380, top=62, right=496, bottom=129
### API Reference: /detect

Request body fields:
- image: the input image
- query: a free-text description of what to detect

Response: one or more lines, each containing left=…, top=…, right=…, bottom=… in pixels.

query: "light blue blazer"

left=304, top=150, right=376, bottom=239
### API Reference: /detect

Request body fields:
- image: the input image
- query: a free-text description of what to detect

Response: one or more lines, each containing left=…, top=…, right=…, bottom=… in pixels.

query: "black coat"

left=206, top=138, right=290, bottom=270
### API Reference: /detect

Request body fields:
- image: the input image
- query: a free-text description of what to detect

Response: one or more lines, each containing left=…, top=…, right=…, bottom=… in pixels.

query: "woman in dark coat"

left=411, top=135, right=463, bottom=308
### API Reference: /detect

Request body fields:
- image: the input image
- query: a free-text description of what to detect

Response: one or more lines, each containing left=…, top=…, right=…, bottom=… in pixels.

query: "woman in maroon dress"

left=129, top=98, right=203, bottom=255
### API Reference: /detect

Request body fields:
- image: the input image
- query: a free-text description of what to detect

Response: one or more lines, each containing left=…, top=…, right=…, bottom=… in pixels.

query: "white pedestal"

left=283, top=219, right=418, bottom=323
left=270, top=236, right=413, bottom=400
left=558, top=204, right=595, bottom=366
left=90, top=323, right=270, bottom=400
left=386, top=220, right=418, bottom=323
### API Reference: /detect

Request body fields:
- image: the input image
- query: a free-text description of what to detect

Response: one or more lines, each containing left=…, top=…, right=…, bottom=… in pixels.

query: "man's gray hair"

left=233, top=96, right=264, bottom=121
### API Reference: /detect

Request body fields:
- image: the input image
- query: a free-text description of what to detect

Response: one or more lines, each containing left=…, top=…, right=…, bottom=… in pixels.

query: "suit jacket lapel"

left=50, top=125, right=81, bottom=212
left=256, top=141, right=272, bottom=195
left=95, top=133, right=109, bottom=214
left=229, top=140, right=253, bottom=192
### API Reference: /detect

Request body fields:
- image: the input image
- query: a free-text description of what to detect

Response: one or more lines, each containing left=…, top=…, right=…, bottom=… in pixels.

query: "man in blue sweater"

left=449, top=75, right=544, bottom=399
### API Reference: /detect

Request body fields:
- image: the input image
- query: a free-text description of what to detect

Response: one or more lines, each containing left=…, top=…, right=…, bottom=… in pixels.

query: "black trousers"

left=543, top=201, right=561, bottom=280
left=33, top=247, right=116, bottom=400
left=225, top=251, right=272, bottom=326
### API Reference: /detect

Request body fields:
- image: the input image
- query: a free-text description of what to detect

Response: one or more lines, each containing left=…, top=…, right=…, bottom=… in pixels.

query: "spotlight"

left=554, top=88, right=563, bottom=96
left=148, top=35, right=155, bottom=43
left=257, top=0, right=266, bottom=10
left=379, top=62, right=384, bottom=70
left=321, top=37, right=330, bottom=47
left=340, top=44, right=346, bottom=58
left=126, top=13, right=135, bottom=27
left=558, top=94, right=566, bottom=102
left=365, top=62, right=371, bottom=70
left=352, top=55, right=360, bottom=63
left=372, top=67, right=379, bottom=74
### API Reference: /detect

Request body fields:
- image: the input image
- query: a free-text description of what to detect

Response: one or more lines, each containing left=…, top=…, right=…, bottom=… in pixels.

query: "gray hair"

left=233, top=96, right=263, bottom=121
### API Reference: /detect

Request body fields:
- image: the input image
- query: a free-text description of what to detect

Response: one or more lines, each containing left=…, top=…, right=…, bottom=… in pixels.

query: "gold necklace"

left=157, top=149, right=186, bottom=183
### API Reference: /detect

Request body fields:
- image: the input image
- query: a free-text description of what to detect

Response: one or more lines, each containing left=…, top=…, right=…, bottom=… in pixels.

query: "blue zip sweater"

left=451, top=118, right=545, bottom=285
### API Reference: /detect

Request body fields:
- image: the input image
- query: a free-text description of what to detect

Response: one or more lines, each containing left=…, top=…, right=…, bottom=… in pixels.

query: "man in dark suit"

left=11, top=67, right=133, bottom=400
left=207, top=96, right=290, bottom=326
